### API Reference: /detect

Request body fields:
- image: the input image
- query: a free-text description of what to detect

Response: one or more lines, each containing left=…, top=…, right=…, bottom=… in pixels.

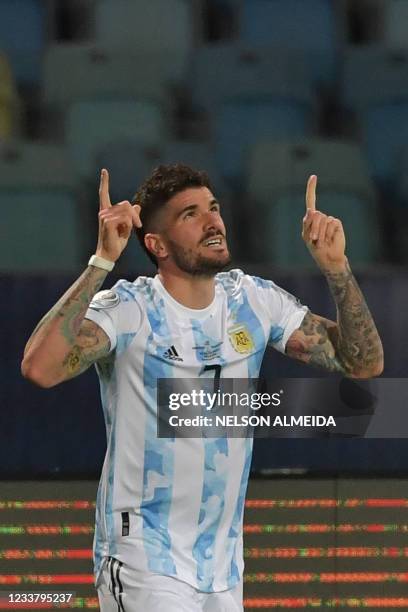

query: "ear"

left=144, top=233, right=168, bottom=260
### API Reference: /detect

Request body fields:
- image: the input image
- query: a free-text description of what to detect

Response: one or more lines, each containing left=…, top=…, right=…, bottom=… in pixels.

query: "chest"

left=139, top=303, right=268, bottom=378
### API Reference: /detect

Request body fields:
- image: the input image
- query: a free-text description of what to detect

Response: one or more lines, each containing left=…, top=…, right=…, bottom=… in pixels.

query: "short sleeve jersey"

left=85, top=269, right=308, bottom=592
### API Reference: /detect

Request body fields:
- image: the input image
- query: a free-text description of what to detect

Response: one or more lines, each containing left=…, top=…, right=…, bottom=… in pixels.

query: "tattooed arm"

left=286, top=260, right=383, bottom=377
left=22, top=169, right=142, bottom=388
left=21, top=266, right=111, bottom=387
left=284, top=176, right=383, bottom=377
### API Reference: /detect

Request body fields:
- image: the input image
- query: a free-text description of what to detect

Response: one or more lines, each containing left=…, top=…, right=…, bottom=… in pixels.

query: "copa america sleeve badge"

left=90, top=290, right=120, bottom=310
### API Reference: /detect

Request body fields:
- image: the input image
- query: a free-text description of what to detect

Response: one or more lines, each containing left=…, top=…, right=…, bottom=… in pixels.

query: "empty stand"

left=66, top=99, right=168, bottom=179
left=0, top=0, right=46, bottom=85
left=0, top=142, right=81, bottom=273
left=93, top=0, right=197, bottom=81
left=343, top=46, right=408, bottom=187
left=240, top=0, right=341, bottom=88
left=246, top=139, right=379, bottom=266
left=43, top=43, right=170, bottom=109
left=192, top=44, right=315, bottom=184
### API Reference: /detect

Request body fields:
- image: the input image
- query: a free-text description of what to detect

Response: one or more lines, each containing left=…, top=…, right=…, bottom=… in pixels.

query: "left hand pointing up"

left=302, top=175, right=347, bottom=271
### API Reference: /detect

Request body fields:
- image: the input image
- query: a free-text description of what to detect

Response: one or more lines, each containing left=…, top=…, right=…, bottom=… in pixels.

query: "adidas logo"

left=163, top=345, right=183, bottom=362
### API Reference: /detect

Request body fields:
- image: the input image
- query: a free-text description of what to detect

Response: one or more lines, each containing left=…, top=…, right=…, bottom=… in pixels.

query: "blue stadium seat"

left=384, top=0, right=408, bottom=51
left=93, top=0, right=196, bottom=81
left=240, top=0, right=340, bottom=88
left=192, top=44, right=315, bottom=184
left=0, top=191, right=81, bottom=273
left=43, top=44, right=169, bottom=108
left=343, top=46, right=408, bottom=110
left=270, top=192, right=379, bottom=267
left=343, top=46, right=408, bottom=186
left=0, top=141, right=75, bottom=189
left=215, top=101, right=313, bottom=185
left=96, top=141, right=159, bottom=203
left=246, top=140, right=379, bottom=267
left=67, top=99, right=168, bottom=179
left=0, top=142, right=80, bottom=272
left=362, top=104, right=408, bottom=188
left=192, top=43, right=312, bottom=113
left=0, top=0, right=45, bottom=85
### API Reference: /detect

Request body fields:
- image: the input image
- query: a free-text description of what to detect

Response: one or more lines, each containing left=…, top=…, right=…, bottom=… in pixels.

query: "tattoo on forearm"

left=24, top=266, right=108, bottom=361
left=286, top=261, right=383, bottom=377
left=58, top=268, right=107, bottom=344
left=324, top=261, right=383, bottom=376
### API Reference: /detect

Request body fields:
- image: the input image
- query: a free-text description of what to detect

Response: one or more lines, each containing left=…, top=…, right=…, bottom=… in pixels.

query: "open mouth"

left=202, top=236, right=224, bottom=248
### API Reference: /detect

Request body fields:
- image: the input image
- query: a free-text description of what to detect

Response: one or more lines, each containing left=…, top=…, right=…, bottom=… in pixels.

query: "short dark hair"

left=132, top=163, right=212, bottom=265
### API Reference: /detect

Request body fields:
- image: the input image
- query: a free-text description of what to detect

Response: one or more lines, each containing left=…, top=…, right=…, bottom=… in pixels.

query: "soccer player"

left=22, top=165, right=383, bottom=611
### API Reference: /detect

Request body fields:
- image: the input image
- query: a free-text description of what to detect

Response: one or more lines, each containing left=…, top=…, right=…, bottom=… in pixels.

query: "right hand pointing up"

left=95, top=169, right=142, bottom=263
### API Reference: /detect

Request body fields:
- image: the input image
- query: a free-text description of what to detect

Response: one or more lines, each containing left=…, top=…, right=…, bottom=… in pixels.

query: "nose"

left=202, top=210, right=221, bottom=234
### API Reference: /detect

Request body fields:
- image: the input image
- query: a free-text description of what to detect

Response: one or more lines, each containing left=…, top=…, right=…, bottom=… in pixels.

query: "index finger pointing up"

left=99, top=168, right=112, bottom=210
left=305, top=174, right=317, bottom=212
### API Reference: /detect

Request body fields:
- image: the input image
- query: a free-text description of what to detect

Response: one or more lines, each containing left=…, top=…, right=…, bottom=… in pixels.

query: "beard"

left=167, top=238, right=232, bottom=277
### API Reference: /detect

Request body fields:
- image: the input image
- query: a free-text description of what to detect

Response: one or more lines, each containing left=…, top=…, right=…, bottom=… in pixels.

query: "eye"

left=210, top=204, right=220, bottom=213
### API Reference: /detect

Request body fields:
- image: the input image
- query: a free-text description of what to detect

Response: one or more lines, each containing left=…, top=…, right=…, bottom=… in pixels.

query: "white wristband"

left=88, top=254, right=115, bottom=272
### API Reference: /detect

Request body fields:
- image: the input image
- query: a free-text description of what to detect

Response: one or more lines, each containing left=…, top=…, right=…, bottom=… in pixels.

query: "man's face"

left=158, top=187, right=231, bottom=276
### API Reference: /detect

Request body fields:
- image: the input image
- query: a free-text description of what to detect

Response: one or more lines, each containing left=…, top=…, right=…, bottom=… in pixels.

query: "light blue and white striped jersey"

left=85, top=269, right=308, bottom=592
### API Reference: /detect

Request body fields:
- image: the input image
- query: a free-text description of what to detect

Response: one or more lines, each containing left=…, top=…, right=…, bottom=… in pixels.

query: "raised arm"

left=285, top=175, right=383, bottom=379
left=21, top=169, right=142, bottom=388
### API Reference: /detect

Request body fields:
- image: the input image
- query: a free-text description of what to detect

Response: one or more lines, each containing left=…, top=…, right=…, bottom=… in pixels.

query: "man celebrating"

left=22, top=164, right=383, bottom=611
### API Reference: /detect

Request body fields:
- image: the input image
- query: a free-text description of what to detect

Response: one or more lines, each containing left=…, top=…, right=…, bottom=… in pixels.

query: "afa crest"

left=228, top=324, right=254, bottom=354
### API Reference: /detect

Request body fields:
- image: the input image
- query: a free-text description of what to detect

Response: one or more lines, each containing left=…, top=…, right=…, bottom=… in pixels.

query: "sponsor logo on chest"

left=162, top=345, right=183, bottom=361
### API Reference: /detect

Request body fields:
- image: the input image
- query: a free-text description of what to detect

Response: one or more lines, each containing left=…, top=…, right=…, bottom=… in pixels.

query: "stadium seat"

left=93, top=0, right=197, bottom=81
left=66, top=99, right=168, bottom=179
left=240, top=0, right=340, bottom=88
left=0, top=142, right=80, bottom=273
left=384, top=0, right=408, bottom=51
left=0, top=141, right=75, bottom=189
left=191, top=44, right=315, bottom=184
left=43, top=44, right=169, bottom=109
left=0, top=191, right=82, bottom=273
left=246, top=140, right=379, bottom=267
left=215, top=101, right=313, bottom=185
left=343, top=46, right=408, bottom=109
left=0, top=0, right=45, bottom=85
left=362, top=103, right=408, bottom=188
left=343, top=46, right=408, bottom=186
left=192, top=43, right=312, bottom=113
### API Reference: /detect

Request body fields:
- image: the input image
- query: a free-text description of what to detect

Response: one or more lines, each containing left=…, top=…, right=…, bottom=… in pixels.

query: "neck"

left=158, top=268, right=216, bottom=309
